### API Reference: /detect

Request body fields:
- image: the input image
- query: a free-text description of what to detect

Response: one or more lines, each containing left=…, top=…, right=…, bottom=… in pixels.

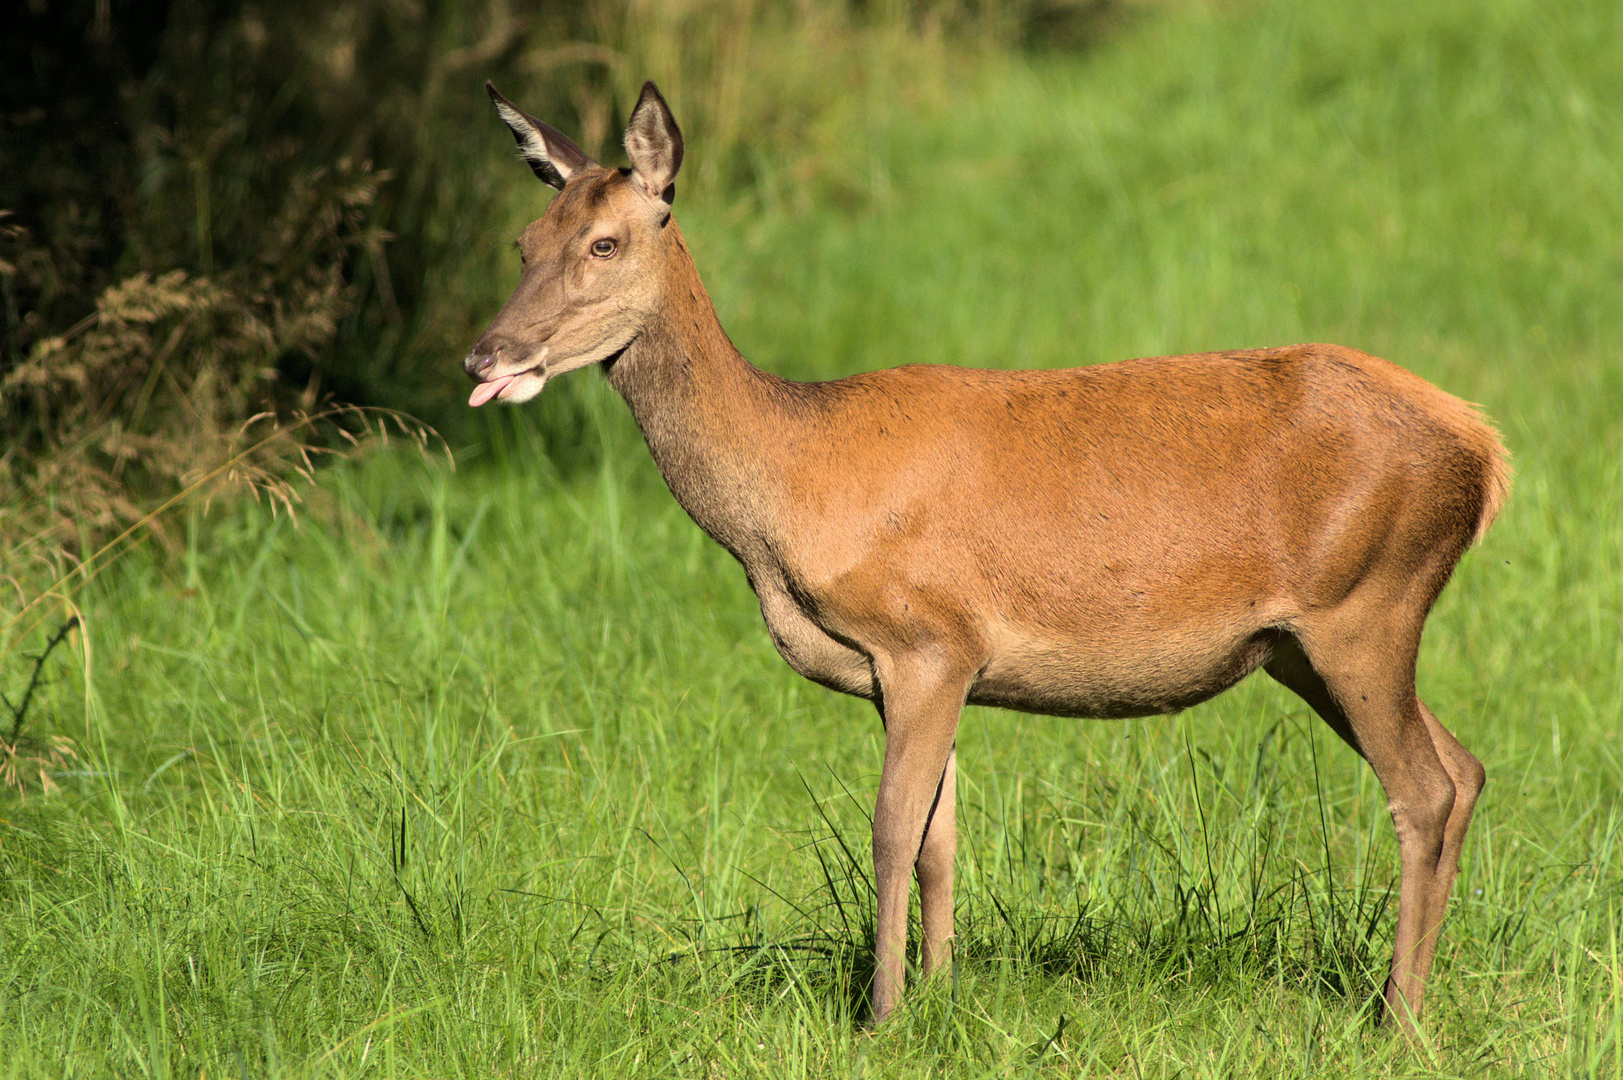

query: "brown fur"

left=467, top=83, right=1511, bottom=1031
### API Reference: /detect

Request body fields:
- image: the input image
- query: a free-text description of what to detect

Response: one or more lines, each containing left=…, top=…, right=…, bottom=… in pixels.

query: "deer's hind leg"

left=1264, top=614, right=1464, bottom=1032
left=1410, top=699, right=1484, bottom=982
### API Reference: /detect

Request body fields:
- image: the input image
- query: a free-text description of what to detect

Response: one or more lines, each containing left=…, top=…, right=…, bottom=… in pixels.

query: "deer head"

left=464, top=81, right=685, bottom=406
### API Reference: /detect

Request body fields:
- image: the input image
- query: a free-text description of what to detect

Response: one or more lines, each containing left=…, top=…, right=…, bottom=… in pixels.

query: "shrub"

left=0, top=161, right=388, bottom=571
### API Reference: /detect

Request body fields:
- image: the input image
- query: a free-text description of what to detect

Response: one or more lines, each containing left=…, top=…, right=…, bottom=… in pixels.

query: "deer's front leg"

left=870, top=654, right=969, bottom=1024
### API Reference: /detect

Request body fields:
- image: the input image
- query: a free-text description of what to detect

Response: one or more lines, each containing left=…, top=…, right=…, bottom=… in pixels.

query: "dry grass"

left=0, top=161, right=391, bottom=575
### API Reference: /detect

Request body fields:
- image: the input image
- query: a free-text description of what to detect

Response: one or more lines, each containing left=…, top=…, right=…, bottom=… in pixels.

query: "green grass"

left=4, top=0, right=1623, bottom=1075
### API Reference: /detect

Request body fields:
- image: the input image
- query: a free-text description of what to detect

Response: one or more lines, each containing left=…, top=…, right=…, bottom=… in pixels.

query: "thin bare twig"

left=4, top=616, right=78, bottom=743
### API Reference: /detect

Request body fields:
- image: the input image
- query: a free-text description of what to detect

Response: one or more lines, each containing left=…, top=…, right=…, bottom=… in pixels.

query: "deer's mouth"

left=467, top=334, right=636, bottom=407
left=468, top=366, right=546, bottom=407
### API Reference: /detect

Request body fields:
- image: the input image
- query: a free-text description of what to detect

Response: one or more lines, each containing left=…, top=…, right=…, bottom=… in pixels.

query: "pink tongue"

left=468, top=375, right=516, bottom=407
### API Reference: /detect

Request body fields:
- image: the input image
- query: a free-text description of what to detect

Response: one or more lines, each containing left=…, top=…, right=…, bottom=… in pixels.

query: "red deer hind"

left=464, top=80, right=1510, bottom=1030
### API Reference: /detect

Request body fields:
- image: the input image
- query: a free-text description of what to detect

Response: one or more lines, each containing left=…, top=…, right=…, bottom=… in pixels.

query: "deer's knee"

left=1389, top=777, right=1456, bottom=862
left=872, top=816, right=918, bottom=877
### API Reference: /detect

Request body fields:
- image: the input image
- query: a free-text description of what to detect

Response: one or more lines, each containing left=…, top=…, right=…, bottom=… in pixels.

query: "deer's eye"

left=590, top=238, right=617, bottom=258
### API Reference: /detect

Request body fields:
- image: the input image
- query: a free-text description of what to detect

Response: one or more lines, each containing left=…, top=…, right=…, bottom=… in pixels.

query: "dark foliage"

left=2, top=0, right=541, bottom=422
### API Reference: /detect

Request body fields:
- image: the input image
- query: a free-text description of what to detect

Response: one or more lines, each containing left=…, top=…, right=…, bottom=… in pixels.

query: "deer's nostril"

left=478, top=354, right=495, bottom=370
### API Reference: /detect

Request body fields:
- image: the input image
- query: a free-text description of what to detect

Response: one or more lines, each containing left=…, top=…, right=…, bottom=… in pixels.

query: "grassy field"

left=4, top=0, right=1622, bottom=1075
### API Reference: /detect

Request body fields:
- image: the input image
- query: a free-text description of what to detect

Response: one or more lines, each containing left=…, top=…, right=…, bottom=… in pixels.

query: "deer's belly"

left=752, top=567, right=1282, bottom=719
left=969, top=622, right=1283, bottom=719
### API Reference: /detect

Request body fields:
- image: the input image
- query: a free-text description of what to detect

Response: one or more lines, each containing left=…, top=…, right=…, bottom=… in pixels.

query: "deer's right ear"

left=487, top=82, right=597, bottom=190
left=624, top=81, right=683, bottom=205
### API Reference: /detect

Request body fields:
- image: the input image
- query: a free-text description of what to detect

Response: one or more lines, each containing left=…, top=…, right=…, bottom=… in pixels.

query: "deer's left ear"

left=624, top=81, right=683, bottom=205
left=487, top=82, right=597, bottom=190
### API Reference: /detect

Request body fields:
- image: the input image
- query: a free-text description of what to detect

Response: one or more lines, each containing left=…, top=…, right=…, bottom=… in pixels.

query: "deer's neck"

left=603, top=225, right=798, bottom=554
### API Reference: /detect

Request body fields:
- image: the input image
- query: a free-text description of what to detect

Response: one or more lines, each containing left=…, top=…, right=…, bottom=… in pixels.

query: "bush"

left=0, top=159, right=385, bottom=569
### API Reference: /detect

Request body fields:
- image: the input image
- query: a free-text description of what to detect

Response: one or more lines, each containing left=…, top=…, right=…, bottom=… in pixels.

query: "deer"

left=464, top=80, right=1510, bottom=1032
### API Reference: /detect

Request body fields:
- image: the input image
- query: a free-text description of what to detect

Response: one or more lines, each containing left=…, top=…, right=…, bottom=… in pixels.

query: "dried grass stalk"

left=0, top=160, right=398, bottom=576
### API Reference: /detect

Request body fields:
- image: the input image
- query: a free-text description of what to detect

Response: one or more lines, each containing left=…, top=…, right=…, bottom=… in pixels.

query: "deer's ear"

left=487, top=82, right=597, bottom=190
left=623, top=81, right=683, bottom=205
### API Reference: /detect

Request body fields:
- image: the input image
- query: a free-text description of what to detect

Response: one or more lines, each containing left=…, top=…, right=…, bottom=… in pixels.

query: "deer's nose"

left=464, top=345, right=500, bottom=378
